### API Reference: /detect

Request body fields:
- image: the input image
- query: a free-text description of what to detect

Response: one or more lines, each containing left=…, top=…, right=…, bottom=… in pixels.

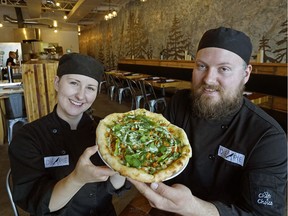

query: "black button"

left=61, top=150, right=66, bottom=154
left=89, top=193, right=95, bottom=197
left=221, top=125, right=228, bottom=129
left=208, top=154, right=215, bottom=160
left=52, top=129, right=58, bottom=133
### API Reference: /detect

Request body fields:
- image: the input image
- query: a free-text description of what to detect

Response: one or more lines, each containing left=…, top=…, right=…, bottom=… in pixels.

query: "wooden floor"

left=0, top=91, right=140, bottom=216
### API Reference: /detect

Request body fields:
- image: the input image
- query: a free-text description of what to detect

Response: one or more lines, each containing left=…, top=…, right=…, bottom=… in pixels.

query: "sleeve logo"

left=257, top=191, right=273, bottom=206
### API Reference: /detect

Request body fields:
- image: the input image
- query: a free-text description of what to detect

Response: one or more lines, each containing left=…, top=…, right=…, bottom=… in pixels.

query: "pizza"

left=96, top=109, right=192, bottom=183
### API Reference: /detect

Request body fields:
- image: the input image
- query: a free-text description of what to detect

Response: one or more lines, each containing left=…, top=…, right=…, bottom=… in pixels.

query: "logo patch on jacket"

left=218, top=145, right=245, bottom=166
left=44, top=155, right=69, bottom=168
left=256, top=191, right=273, bottom=206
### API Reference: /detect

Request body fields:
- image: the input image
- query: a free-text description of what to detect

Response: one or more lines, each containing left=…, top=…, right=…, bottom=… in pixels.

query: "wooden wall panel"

left=22, top=61, right=58, bottom=122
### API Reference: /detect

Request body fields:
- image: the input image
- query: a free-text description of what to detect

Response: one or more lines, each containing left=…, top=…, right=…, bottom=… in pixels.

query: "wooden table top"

left=119, top=193, right=177, bottom=216
left=244, top=92, right=269, bottom=105
left=107, top=71, right=151, bottom=80
left=147, top=79, right=191, bottom=89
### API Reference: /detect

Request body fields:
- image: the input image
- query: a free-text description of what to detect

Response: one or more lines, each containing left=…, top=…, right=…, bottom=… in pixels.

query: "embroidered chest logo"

left=217, top=145, right=245, bottom=166
left=44, top=155, right=69, bottom=168
left=257, top=191, right=273, bottom=206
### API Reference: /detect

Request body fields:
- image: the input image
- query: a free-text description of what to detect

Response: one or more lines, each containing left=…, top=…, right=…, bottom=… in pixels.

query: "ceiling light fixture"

left=78, top=25, right=81, bottom=36
left=104, top=0, right=117, bottom=21
left=0, top=23, right=3, bottom=28
left=140, top=0, right=147, bottom=2
left=53, top=20, right=58, bottom=27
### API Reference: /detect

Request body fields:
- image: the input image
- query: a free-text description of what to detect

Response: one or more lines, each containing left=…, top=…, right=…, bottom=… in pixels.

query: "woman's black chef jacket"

left=8, top=108, right=129, bottom=216
left=164, top=90, right=287, bottom=216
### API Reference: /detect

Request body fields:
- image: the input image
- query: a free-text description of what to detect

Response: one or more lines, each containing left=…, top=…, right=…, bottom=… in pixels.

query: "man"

left=129, top=27, right=287, bottom=215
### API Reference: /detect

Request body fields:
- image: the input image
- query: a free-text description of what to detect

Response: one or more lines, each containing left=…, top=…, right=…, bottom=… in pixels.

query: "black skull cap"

left=57, top=53, right=104, bottom=83
left=197, top=27, right=252, bottom=64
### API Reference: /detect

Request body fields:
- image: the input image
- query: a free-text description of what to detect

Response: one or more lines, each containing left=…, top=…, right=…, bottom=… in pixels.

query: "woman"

left=8, top=53, right=128, bottom=216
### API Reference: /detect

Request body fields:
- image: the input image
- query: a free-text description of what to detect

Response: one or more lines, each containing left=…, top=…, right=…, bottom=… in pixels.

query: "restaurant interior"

left=0, top=0, right=287, bottom=215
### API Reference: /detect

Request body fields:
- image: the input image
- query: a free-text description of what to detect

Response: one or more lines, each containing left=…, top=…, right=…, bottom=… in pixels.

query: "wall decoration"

left=79, top=0, right=287, bottom=65
left=165, top=15, right=190, bottom=60
left=273, top=20, right=287, bottom=63
left=124, top=12, right=152, bottom=59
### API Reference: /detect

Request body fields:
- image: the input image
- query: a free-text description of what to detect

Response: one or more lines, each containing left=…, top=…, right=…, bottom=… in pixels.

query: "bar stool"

left=4, top=93, right=27, bottom=144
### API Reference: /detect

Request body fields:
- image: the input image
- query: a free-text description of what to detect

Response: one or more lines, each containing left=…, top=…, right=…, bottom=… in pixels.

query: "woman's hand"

left=49, top=145, right=116, bottom=212
left=129, top=178, right=219, bottom=216
left=72, top=145, right=116, bottom=185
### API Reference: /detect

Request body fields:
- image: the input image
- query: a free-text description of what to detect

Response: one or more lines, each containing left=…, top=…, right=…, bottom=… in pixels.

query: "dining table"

left=108, top=70, right=151, bottom=80
left=106, top=71, right=269, bottom=106
left=140, top=76, right=191, bottom=96
left=244, top=92, right=269, bottom=105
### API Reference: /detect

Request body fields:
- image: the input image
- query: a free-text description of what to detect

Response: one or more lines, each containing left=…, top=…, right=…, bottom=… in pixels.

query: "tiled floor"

left=0, top=91, right=139, bottom=216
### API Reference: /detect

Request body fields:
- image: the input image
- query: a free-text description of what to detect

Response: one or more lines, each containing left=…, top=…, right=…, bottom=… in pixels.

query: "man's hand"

left=129, top=178, right=219, bottom=216
left=110, top=173, right=126, bottom=189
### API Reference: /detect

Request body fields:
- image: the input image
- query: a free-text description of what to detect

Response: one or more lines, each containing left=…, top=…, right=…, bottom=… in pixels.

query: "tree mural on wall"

left=166, top=15, right=190, bottom=60
left=273, top=19, right=287, bottom=63
left=258, top=36, right=274, bottom=63
left=104, top=23, right=117, bottom=70
left=98, top=42, right=105, bottom=65
left=80, top=0, right=286, bottom=64
left=124, top=12, right=152, bottom=59
left=117, top=23, right=125, bottom=60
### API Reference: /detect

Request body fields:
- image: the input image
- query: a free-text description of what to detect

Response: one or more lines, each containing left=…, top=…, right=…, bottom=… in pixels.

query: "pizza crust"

left=96, top=109, right=192, bottom=183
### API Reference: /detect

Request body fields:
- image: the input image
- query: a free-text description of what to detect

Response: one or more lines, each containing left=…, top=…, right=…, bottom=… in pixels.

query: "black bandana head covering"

left=197, top=27, right=252, bottom=64
left=57, top=53, right=104, bottom=83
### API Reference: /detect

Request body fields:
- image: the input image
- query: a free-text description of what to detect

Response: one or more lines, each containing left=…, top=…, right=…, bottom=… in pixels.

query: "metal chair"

left=4, top=93, right=28, bottom=144
left=6, top=169, right=19, bottom=216
left=104, top=73, right=116, bottom=101
left=110, top=75, right=131, bottom=104
left=138, top=80, right=166, bottom=113
left=126, top=79, right=150, bottom=110
left=98, top=74, right=107, bottom=94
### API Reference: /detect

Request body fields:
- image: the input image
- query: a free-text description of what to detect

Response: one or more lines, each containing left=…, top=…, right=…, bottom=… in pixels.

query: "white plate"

left=151, top=77, right=160, bottom=80
left=98, top=150, right=189, bottom=182
left=98, top=151, right=113, bottom=169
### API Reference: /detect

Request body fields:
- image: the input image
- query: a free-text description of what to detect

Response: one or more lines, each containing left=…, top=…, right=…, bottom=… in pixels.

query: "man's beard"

left=191, top=83, right=244, bottom=120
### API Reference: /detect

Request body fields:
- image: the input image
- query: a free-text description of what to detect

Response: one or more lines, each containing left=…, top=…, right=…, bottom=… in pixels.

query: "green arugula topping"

left=106, top=113, right=181, bottom=174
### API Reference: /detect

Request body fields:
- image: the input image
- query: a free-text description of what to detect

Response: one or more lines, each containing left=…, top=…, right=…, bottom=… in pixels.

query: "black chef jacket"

left=6, top=56, right=16, bottom=66
left=164, top=90, right=287, bottom=216
left=9, top=107, right=129, bottom=216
